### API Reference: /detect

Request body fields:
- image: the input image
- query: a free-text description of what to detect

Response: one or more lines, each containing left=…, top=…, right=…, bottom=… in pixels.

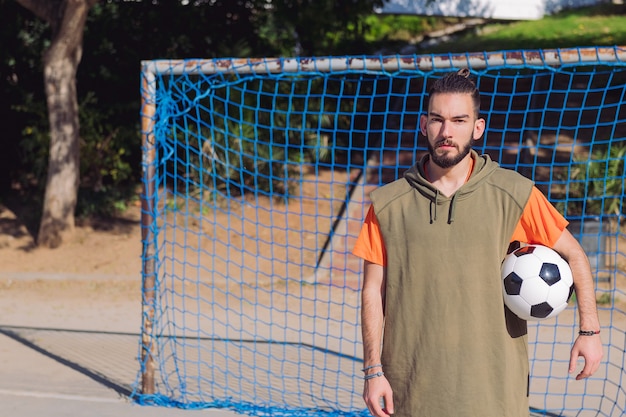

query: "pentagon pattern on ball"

left=531, top=302, right=554, bottom=319
left=503, top=272, right=523, bottom=295
left=513, top=245, right=537, bottom=257
left=501, top=244, right=574, bottom=321
left=539, top=263, right=561, bottom=286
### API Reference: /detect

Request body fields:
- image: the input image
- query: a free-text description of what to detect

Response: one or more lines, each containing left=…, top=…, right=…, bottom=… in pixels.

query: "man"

left=353, top=68, right=603, bottom=417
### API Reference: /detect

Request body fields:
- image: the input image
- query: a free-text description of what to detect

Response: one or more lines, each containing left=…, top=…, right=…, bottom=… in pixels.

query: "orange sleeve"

left=354, top=188, right=564, bottom=265
left=510, top=186, right=569, bottom=247
left=352, top=205, right=386, bottom=266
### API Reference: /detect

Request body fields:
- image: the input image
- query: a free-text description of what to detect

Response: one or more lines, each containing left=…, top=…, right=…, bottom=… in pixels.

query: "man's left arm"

left=552, top=228, right=603, bottom=380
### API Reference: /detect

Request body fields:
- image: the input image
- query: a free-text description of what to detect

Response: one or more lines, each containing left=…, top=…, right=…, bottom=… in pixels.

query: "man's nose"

left=441, top=120, right=453, bottom=137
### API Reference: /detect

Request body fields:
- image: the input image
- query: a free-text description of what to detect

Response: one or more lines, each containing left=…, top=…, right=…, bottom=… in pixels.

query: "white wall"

left=376, top=0, right=606, bottom=20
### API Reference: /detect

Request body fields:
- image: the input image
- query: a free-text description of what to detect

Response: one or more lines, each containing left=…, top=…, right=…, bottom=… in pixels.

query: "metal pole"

left=142, top=46, right=626, bottom=76
left=140, top=68, right=157, bottom=395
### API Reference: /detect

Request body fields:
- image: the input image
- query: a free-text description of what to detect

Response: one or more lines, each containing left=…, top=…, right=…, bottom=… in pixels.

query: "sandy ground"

left=0, top=203, right=144, bottom=334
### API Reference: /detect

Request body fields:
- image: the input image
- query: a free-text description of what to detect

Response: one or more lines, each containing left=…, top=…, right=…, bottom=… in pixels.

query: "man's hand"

left=569, top=334, right=603, bottom=380
left=363, top=375, right=394, bottom=416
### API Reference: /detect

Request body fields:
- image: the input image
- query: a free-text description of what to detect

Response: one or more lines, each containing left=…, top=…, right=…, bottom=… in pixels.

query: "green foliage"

left=3, top=0, right=625, bottom=220
left=562, top=142, right=626, bottom=218
left=168, top=74, right=348, bottom=203
left=596, top=292, right=612, bottom=306
left=265, top=0, right=387, bottom=55
left=75, top=185, right=137, bottom=219
left=12, top=94, right=50, bottom=187
left=77, top=91, right=137, bottom=217
left=10, top=88, right=137, bottom=217
left=361, top=14, right=436, bottom=43
left=0, top=0, right=49, bottom=191
left=422, top=4, right=626, bottom=54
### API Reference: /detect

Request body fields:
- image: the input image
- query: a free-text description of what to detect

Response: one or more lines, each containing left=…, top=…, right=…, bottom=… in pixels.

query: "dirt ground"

left=0, top=190, right=624, bottom=322
left=0, top=201, right=143, bottom=278
left=0, top=203, right=144, bottom=333
left=0, top=171, right=353, bottom=334
left=0, top=190, right=625, bottom=329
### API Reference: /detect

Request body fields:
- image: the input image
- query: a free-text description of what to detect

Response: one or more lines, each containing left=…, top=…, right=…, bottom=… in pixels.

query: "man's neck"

left=425, top=155, right=474, bottom=197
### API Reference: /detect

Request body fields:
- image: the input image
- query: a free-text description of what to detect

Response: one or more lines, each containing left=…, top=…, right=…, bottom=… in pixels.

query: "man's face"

left=420, top=93, right=485, bottom=168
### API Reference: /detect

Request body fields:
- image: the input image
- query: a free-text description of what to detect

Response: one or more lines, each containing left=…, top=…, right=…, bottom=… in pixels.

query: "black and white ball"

left=501, top=244, right=574, bottom=321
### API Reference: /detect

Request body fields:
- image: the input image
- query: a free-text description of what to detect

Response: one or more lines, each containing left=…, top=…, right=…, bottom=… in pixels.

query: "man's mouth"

left=436, top=141, right=456, bottom=149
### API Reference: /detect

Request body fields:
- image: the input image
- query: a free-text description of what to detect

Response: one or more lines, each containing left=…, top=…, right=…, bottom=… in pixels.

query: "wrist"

left=364, top=371, right=384, bottom=380
left=361, top=363, right=384, bottom=380
left=361, top=363, right=382, bottom=373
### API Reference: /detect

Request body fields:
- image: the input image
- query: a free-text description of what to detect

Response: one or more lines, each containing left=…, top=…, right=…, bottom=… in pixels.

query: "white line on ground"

left=0, top=388, right=123, bottom=403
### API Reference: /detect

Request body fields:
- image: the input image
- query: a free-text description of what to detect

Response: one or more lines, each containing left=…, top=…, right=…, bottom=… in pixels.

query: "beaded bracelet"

left=364, top=371, right=384, bottom=380
left=361, top=364, right=382, bottom=372
left=579, top=330, right=600, bottom=336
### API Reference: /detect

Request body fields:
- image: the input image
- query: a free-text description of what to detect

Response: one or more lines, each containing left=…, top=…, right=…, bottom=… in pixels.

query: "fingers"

left=382, top=392, right=394, bottom=415
left=364, top=378, right=394, bottom=416
left=569, top=336, right=603, bottom=380
left=575, top=355, right=601, bottom=380
left=568, top=346, right=579, bottom=375
left=575, top=359, right=599, bottom=380
left=364, top=398, right=386, bottom=417
left=365, top=395, right=392, bottom=416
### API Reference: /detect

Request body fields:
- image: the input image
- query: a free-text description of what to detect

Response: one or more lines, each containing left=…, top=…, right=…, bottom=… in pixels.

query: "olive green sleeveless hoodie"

left=371, top=150, right=533, bottom=417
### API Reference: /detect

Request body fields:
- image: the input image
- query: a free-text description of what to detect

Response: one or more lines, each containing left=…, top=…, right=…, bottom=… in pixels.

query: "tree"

left=268, top=0, right=387, bottom=55
left=14, top=0, right=98, bottom=248
left=8, top=0, right=386, bottom=248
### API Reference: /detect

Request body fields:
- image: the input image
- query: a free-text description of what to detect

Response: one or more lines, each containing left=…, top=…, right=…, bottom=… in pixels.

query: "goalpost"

left=135, top=47, right=626, bottom=416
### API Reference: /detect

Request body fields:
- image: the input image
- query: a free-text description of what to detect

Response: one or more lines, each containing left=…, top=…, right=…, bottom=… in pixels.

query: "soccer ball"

left=501, top=244, right=574, bottom=321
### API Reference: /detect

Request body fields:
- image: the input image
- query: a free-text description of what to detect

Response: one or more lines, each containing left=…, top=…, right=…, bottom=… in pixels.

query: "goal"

left=135, top=47, right=626, bottom=416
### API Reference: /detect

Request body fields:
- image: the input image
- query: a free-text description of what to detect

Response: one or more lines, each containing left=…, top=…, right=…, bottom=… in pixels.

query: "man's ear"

left=419, top=114, right=428, bottom=136
left=473, top=117, right=486, bottom=140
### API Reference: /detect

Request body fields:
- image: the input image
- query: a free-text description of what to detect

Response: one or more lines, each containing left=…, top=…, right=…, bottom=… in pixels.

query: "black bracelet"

left=579, top=329, right=600, bottom=336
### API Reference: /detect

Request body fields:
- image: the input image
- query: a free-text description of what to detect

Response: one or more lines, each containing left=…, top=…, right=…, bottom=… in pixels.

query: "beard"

left=427, top=138, right=473, bottom=169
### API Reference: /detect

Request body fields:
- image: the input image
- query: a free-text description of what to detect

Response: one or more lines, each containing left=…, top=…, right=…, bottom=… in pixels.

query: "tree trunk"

left=15, top=0, right=98, bottom=248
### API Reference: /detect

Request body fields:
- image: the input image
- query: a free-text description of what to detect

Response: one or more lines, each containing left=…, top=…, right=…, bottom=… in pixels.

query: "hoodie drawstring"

left=430, top=190, right=439, bottom=224
left=430, top=191, right=458, bottom=224
left=448, top=193, right=458, bottom=224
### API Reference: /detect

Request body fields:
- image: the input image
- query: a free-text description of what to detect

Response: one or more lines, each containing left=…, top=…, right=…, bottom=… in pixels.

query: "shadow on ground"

left=0, top=326, right=138, bottom=398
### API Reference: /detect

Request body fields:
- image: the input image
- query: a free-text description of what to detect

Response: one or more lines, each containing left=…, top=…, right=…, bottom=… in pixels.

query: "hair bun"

left=457, top=68, right=471, bottom=78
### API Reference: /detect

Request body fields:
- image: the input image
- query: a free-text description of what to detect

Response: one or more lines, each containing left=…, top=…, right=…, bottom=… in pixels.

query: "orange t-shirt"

left=352, top=186, right=568, bottom=266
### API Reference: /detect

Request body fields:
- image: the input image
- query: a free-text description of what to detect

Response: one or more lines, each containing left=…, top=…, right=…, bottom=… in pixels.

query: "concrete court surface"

left=0, top=331, right=241, bottom=417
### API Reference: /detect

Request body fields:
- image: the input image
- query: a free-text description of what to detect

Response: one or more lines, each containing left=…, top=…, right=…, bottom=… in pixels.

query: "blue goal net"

left=134, top=47, right=626, bottom=416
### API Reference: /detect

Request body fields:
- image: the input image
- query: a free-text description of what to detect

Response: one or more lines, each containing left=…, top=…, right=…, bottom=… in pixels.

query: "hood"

left=403, top=150, right=500, bottom=224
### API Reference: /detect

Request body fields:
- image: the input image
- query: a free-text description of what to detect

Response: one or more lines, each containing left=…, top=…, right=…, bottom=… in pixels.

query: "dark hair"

left=428, top=68, right=480, bottom=116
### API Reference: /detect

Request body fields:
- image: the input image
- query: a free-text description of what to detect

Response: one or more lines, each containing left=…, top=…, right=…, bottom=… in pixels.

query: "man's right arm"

left=361, top=260, right=394, bottom=416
